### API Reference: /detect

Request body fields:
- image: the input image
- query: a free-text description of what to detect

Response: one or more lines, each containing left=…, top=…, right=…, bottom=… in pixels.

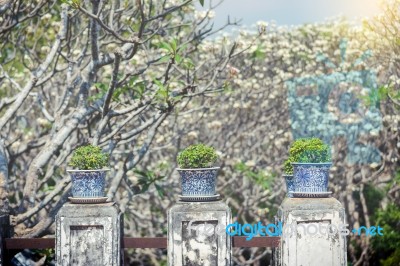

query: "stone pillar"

left=56, top=202, right=123, bottom=266
left=274, top=197, right=347, bottom=266
left=168, top=200, right=231, bottom=266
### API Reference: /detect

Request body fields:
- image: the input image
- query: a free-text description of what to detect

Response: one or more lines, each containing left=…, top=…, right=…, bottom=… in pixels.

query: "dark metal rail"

left=5, top=236, right=280, bottom=249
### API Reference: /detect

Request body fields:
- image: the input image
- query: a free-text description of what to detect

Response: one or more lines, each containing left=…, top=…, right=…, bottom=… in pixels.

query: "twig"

left=102, top=51, right=121, bottom=117
left=0, top=4, right=68, bottom=130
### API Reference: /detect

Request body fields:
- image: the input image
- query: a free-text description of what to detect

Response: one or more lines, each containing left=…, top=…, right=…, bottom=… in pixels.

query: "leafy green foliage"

left=124, top=77, right=146, bottom=100
left=158, top=38, right=190, bottom=66
left=134, top=168, right=166, bottom=197
left=88, top=78, right=146, bottom=103
left=153, top=78, right=169, bottom=103
left=288, top=137, right=331, bottom=163
left=363, top=183, right=384, bottom=214
left=283, top=157, right=294, bottom=175
left=361, top=85, right=388, bottom=108
left=60, top=0, right=81, bottom=9
left=388, top=170, right=400, bottom=190
left=251, top=45, right=266, bottom=60
left=31, top=248, right=55, bottom=265
left=159, top=39, right=178, bottom=61
left=234, top=162, right=275, bottom=190
left=177, top=143, right=218, bottom=168
left=370, top=204, right=400, bottom=266
left=199, top=0, right=205, bottom=7
left=68, top=144, right=109, bottom=170
left=88, top=82, right=108, bottom=102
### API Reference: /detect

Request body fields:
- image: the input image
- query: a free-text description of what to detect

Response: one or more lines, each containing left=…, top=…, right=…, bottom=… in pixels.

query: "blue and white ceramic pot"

left=177, top=167, right=219, bottom=196
left=67, top=169, right=109, bottom=198
left=292, top=163, right=332, bottom=193
left=283, top=174, right=295, bottom=198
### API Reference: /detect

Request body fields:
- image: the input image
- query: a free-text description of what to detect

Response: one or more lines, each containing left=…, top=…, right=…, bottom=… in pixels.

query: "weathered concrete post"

left=274, top=197, right=347, bottom=266
left=56, top=202, right=123, bottom=266
left=168, top=200, right=231, bottom=266
left=0, top=139, right=10, bottom=266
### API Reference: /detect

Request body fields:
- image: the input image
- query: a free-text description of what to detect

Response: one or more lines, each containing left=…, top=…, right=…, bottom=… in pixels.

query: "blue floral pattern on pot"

left=177, top=167, right=219, bottom=196
left=67, top=170, right=108, bottom=197
left=284, top=175, right=295, bottom=198
left=292, top=163, right=331, bottom=193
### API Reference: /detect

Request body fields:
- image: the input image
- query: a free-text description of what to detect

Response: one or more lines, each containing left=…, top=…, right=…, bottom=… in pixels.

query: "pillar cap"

left=280, top=197, right=343, bottom=211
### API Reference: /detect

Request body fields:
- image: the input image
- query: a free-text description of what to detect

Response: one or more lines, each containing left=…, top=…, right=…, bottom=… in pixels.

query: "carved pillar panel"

left=56, top=202, right=123, bottom=266
left=168, top=200, right=231, bottom=266
left=274, top=198, right=347, bottom=266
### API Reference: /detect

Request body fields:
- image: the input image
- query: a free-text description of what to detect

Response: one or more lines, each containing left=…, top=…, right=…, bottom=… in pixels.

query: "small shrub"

left=370, top=203, right=400, bottom=266
left=177, top=143, right=218, bottom=168
left=68, top=144, right=109, bottom=170
left=283, top=157, right=294, bottom=175
left=289, top=137, right=331, bottom=163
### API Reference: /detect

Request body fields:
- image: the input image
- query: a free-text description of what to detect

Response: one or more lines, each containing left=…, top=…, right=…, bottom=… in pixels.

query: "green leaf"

left=175, top=54, right=182, bottom=64
left=199, top=0, right=205, bottom=6
left=157, top=88, right=169, bottom=99
left=155, top=184, right=164, bottom=197
left=170, top=39, right=178, bottom=53
left=159, top=41, right=173, bottom=53
left=153, top=78, right=169, bottom=102
left=141, top=183, right=150, bottom=193
left=172, top=95, right=183, bottom=102
left=134, top=169, right=148, bottom=177
left=182, top=58, right=195, bottom=70
left=94, top=82, right=108, bottom=92
left=251, top=45, right=266, bottom=60
left=133, top=82, right=146, bottom=99
left=179, top=43, right=188, bottom=53
left=159, top=55, right=170, bottom=63
left=153, top=78, right=164, bottom=89
left=60, top=0, right=81, bottom=9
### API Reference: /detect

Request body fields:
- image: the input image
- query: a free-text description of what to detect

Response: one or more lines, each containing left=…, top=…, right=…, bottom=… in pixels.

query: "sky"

left=202, top=0, right=382, bottom=28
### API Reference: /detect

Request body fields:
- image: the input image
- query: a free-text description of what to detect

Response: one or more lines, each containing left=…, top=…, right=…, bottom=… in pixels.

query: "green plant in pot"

left=177, top=143, right=219, bottom=197
left=67, top=144, right=110, bottom=199
left=283, top=157, right=295, bottom=198
left=289, top=137, right=332, bottom=194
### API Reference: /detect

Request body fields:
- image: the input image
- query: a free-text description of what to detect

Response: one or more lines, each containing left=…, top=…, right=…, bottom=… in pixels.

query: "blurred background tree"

left=0, top=0, right=244, bottom=236
left=0, top=0, right=399, bottom=265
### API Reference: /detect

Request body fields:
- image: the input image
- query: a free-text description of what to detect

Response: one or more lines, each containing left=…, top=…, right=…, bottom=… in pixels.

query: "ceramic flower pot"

left=67, top=169, right=109, bottom=198
left=177, top=167, right=219, bottom=196
left=283, top=174, right=295, bottom=197
left=292, top=163, right=331, bottom=192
